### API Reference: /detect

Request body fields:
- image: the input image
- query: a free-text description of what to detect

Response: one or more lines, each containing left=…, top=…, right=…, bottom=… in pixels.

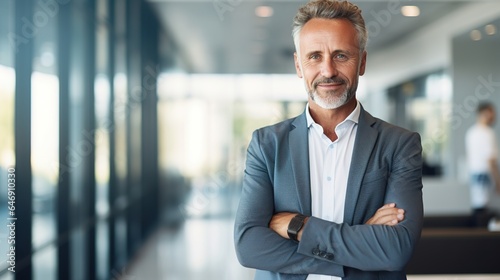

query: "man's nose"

left=320, top=59, right=338, bottom=78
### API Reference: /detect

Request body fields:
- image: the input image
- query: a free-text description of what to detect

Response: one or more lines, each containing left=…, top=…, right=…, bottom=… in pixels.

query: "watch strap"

left=287, top=214, right=307, bottom=241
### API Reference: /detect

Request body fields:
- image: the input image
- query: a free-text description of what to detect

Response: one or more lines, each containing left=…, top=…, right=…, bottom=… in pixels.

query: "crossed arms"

left=234, top=127, right=423, bottom=276
left=269, top=203, right=405, bottom=242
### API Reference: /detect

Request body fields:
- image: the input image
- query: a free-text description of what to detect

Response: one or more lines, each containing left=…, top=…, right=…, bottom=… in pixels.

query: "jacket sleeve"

left=297, top=132, right=423, bottom=271
left=233, top=129, right=345, bottom=277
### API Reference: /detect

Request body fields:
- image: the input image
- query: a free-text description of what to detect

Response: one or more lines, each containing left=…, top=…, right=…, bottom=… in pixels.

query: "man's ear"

left=359, top=51, right=367, bottom=76
left=294, top=52, right=303, bottom=78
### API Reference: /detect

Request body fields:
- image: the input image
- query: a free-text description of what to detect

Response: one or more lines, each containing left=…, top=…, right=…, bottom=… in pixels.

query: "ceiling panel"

left=150, top=0, right=468, bottom=74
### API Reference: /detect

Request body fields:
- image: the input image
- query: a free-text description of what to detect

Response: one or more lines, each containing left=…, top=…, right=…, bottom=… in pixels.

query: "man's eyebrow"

left=333, top=49, right=356, bottom=55
left=304, top=50, right=322, bottom=58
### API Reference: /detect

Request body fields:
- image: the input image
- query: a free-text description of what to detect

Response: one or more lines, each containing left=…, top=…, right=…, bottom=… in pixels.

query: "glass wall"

left=30, top=6, right=60, bottom=279
left=0, top=0, right=162, bottom=279
left=112, top=0, right=129, bottom=271
left=157, top=74, right=306, bottom=218
left=388, top=70, right=452, bottom=177
left=0, top=0, right=15, bottom=278
left=95, top=0, right=111, bottom=279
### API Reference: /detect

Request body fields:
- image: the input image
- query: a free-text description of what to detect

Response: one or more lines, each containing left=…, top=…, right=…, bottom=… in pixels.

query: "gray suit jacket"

left=234, top=106, right=423, bottom=280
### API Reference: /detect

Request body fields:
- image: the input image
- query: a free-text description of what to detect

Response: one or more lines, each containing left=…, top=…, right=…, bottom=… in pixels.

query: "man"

left=234, top=1, right=423, bottom=279
left=465, top=102, right=500, bottom=226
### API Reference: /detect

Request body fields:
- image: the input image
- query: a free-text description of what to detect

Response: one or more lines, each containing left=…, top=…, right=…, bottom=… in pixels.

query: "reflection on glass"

left=95, top=1, right=111, bottom=276
left=30, top=4, right=59, bottom=279
left=31, top=72, right=59, bottom=248
left=158, top=74, right=305, bottom=218
left=114, top=73, right=128, bottom=182
left=411, top=72, right=451, bottom=174
left=95, top=73, right=111, bottom=280
left=0, top=271, right=13, bottom=280
left=33, top=245, right=56, bottom=280
left=0, top=0, right=15, bottom=275
left=0, top=66, right=15, bottom=167
left=388, top=71, right=452, bottom=177
left=96, top=220, right=109, bottom=280
left=95, top=74, right=111, bottom=217
left=0, top=0, right=14, bottom=69
left=0, top=65, right=15, bottom=274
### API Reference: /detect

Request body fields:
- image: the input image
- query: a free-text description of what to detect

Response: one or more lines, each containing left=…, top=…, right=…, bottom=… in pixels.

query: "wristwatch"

left=287, top=214, right=307, bottom=241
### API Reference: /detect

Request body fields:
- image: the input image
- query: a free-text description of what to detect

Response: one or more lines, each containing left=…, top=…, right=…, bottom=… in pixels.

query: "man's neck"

left=308, top=98, right=357, bottom=141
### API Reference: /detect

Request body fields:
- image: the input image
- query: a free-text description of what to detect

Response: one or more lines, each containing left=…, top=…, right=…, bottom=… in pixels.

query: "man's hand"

left=365, top=203, right=405, bottom=225
left=269, top=212, right=297, bottom=240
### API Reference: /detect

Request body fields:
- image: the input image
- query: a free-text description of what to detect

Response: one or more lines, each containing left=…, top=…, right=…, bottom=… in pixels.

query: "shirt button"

left=327, top=176, right=332, bottom=181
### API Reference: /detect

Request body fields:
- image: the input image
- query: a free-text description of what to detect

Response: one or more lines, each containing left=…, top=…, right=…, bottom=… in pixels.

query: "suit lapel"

left=344, top=108, right=378, bottom=225
left=289, top=113, right=312, bottom=216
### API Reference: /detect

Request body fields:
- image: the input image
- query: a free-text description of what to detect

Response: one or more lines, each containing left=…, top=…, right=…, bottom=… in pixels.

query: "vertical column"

left=140, top=2, right=160, bottom=238
left=14, top=0, right=34, bottom=279
left=109, top=0, right=128, bottom=270
left=125, top=0, right=142, bottom=257
left=58, top=2, right=72, bottom=280
left=107, top=0, right=117, bottom=275
left=85, top=0, right=97, bottom=279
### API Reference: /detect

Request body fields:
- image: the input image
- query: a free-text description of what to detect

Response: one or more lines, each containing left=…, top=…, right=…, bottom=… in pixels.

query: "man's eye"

left=309, top=54, right=320, bottom=60
left=335, top=54, right=348, bottom=60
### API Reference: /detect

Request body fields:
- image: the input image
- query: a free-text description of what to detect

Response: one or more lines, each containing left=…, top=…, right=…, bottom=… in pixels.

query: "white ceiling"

left=149, top=0, right=474, bottom=74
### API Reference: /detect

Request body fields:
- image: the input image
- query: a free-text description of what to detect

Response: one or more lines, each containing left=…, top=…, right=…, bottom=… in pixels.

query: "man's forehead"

left=299, top=19, right=360, bottom=53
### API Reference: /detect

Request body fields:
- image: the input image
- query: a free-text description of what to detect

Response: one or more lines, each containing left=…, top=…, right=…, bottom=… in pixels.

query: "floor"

left=123, top=188, right=500, bottom=280
left=121, top=218, right=254, bottom=280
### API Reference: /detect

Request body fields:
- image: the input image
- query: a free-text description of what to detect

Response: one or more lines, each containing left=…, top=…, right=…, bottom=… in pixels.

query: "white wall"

left=362, top=1, right=500, bottom=119
left=360, top=1, right=500, bottom=216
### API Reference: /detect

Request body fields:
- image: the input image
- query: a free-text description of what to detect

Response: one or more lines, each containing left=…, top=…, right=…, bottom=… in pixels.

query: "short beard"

left=307, top=77, right=356, bottom=110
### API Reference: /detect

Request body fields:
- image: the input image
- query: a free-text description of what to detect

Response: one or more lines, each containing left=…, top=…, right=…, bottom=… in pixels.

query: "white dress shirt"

left=465, top=123, right=498, bottom=174
left=465, top=123, right=499, bottom=208
left=305, top=102, right=360, bottom=280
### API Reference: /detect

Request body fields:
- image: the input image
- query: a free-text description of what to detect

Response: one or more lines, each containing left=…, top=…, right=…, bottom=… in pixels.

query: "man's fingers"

left=366, top=205, right=405, bottom=225
left=379, top=203, right=396, bottom=210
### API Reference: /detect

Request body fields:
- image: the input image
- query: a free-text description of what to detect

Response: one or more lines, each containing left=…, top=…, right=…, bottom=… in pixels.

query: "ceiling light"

left=255, top=6, right=273, bottom=18
left=470, top=29, right=482, bottom=41
left=401, top=6, right=420, bottom=17
left=485, top=24, right=496, bottom=35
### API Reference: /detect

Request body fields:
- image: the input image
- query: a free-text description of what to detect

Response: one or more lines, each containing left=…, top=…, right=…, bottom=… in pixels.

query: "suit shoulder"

left=253, top=114, right=304, bottom=138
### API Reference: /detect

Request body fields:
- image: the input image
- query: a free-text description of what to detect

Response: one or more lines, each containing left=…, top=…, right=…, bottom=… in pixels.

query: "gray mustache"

left=313, top=77, right=346, bottom=88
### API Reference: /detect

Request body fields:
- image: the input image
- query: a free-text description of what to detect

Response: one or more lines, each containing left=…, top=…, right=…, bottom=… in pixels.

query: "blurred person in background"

left=466, top=102, right=500, bottom=227
left=234, top=0, right=423, bottom=279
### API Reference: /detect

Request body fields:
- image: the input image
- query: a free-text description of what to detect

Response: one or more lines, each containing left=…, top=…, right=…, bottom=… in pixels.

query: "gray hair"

left=292, top=0, right=368, bottom=54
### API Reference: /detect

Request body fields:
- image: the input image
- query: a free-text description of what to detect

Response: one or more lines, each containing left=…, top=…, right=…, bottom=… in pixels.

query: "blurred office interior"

left=1, top=0, right=500, bottom=279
